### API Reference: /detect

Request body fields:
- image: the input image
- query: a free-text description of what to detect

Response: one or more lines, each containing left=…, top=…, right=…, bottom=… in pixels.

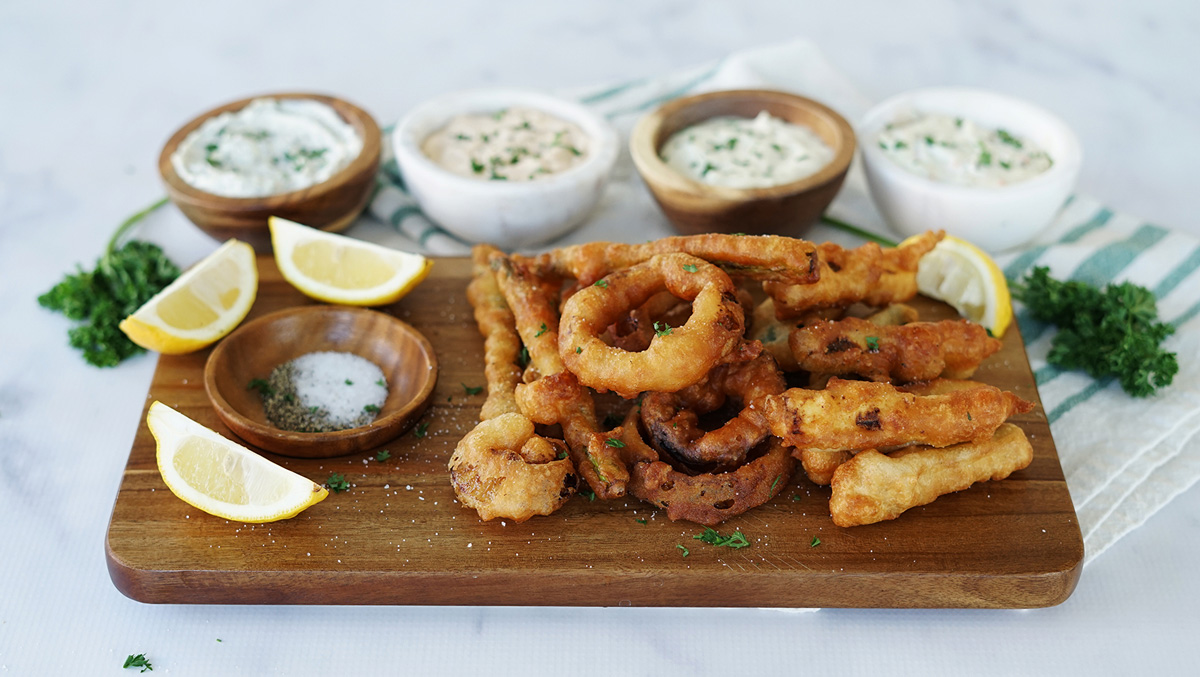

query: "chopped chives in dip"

left=171, top=98, right=362, bottom=198
left=255, top=351, right=388, bottom=433
left=875, top=113, right=1053, bottom=187
left=421, top=106, right=588, bottom=182
left=659, top=111, right=834, bottom=189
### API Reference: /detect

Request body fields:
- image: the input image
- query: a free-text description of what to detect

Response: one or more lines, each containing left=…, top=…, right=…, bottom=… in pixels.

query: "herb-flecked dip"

left=171, top=98, right=363, bottom=198
left=420, top=107, right=589, bottom=182
left=659, top=111, right=834, bottom=189
left=875, top=113, right=1053, bottom=188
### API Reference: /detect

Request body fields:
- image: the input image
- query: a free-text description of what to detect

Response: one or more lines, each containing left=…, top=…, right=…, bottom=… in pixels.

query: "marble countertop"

left=2, top=1, right=1197, bottom=674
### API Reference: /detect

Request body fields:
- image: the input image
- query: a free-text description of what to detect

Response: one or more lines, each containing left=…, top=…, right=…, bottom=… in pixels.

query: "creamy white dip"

left=659, top=111, right=834, bottom=189
left=421, top=107, right=588, bottom=182
left=171, top=98, right=363, bottom=198
left=875, top=113, right=1053, bottom=188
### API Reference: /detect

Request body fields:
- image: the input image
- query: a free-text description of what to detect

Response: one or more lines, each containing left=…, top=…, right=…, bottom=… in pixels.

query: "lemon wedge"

left=909, top=234, right=1013, bottom=337
left=269, top=216, right=432, bottom=305
left=147, top=402, right=328, bottom=522
left=119, top=239, right=257, bottom=354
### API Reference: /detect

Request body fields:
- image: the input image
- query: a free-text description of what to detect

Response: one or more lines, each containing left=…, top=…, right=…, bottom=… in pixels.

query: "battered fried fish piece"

left=765, top=231, right=943, bottom=318
left=755, top=377, right=1033, bottom=452
left=829, top=423, right=1033, bottom=527
left=749, top=297, right=800, bottom=371
left=798, top=449, right=855, bottom=486
left=489, top=251, right=627, bottom=498
left=788, top=317, right=1002, bottom=383
left=525, top=233, right=820, bottom=286
left=467, top=245, right=523, bottom=420
left=448, top=413, right=577, bottom=522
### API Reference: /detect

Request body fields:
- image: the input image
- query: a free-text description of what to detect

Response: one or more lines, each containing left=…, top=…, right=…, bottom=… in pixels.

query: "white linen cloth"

left=358, top=39, right=1200, bottom=565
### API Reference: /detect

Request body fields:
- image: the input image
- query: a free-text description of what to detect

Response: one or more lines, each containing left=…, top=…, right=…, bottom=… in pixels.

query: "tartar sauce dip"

left=659, top=111, right=834, bottom=189
left=171, top=98, right=363, bottom=198
left=421, top=107, right=589, bottom=182
left=875, top=113, right=1053, bottom=188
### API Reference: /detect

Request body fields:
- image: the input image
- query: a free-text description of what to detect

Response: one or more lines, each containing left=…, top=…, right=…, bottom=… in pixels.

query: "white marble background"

left=2, top=1, right=1198, bottom=675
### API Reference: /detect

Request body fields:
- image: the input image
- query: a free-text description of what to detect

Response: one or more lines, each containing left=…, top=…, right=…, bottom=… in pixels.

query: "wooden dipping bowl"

left=629, top=89, right=856, bottom=237
left=203, top=306, right=437, bottom=458
left=159, top=92, right=382, bottom=253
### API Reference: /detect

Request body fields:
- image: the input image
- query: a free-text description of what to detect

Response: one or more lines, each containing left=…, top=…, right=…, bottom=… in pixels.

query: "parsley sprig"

left=38, top=197, right=179, bottom=366
left=123, top=653, right=153, bottom=672
left=1010, top=266, right=1177, bottom=397
left=693, top=527, right=750, bottom=549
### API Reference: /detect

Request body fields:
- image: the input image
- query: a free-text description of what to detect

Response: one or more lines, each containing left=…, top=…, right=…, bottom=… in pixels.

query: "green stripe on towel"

left=603, top=60, right=724, bottom=119
left=578, top=77, right=647, bottom=105
left=389, top=205, right=424, bottom=228
left=1017, top=222, right=1168, bottom=344
left=1003, top=207, right=1112, bottom=281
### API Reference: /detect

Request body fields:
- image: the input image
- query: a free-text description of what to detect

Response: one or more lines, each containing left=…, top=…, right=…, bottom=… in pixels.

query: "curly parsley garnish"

left=693, top=527, right=750, bottom=549
left=413, top=421, right=430, bottom=439
left=681, top=263, right=699, bottom=273
left=38, top=197, right=179, bottom=367
left=326, top=473, right=350, bottom=493
left=123, top=653, right=153, bottom=672
left=462, top=383, right=484, bottom=396
left=375, top=449, right=391, bottom=462
left=865, top=336, right=880, bottom=352
left=1010, top=266, right=1177, bottom=397
left=653, top=321, right=672, bottom=337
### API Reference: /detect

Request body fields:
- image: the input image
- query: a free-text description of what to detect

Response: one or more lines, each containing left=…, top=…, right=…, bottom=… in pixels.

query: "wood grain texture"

left=106, top=256, right=1083, bottom=608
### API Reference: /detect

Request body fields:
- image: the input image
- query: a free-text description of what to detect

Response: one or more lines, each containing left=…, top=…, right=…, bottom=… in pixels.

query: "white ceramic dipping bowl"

left=859, top=87, right=1081, bottom=253
left=393, top=88, right=619, bottom=249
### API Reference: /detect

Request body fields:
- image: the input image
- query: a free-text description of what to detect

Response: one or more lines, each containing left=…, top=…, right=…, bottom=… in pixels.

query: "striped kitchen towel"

left=353, top=39, right=1199, bottom=565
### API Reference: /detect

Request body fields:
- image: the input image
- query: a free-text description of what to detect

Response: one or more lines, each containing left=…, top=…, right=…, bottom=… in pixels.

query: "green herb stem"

left=818, top=215, right=898, bottom=247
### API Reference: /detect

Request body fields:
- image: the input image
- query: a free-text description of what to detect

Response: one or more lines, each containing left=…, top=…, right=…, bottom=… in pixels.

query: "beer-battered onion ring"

left=640, top=353, right=786, bottom=467
left=559, top=253, right=745, bottom=398
left=619, top=410, right=796, bottom=526
left=488, top=251, right=626, bottom=499
left=448, top=413, right=577, bottom=522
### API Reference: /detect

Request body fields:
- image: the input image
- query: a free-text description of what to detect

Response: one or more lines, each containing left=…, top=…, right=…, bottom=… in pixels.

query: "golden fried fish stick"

left=799, top=449, right=855, bottom=486
left=754, top=377, right=1033, bottom=452
left=788, top=317, right=1002, bottom=383
left=526, top=233, right=820, bottom=286
left=765, top=231, right=943, bottom=318
left=829, top=423, right=1033, bottom=527
left=467, top=245, right=523, bottom=420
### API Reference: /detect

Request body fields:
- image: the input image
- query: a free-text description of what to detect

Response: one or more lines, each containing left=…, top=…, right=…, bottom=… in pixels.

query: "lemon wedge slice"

left=119, top=239, right=257, bottom=354
left=909, top=234, right=1013, bottom=337
left=269, top=216, right=432, bottom=305
left=147, top=402, right=328, bottom=522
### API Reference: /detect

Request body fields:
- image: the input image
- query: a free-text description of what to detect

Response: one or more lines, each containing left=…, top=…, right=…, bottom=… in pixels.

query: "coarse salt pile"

left=264, top=351, right=388, bottom=432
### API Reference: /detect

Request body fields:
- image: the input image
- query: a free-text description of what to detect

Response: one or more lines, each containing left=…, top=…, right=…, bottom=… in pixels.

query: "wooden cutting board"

left=106, top=256, right=1084, bottom=608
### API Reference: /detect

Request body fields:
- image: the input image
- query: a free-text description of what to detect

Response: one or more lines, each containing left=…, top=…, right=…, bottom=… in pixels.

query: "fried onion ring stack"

left=454, top=231, right=1034, bottom=528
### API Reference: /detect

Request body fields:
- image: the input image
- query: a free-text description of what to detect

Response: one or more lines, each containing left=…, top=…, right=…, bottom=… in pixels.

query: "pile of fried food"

left=449, top=231, right=1035, bottom=527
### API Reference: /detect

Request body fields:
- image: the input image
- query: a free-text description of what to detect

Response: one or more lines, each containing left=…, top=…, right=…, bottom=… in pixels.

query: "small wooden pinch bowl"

left=204, top=306, right=437, bottom=458
left=159, top=92, right=382, bottom=253
left=630, top=89, right=855, bottom=236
